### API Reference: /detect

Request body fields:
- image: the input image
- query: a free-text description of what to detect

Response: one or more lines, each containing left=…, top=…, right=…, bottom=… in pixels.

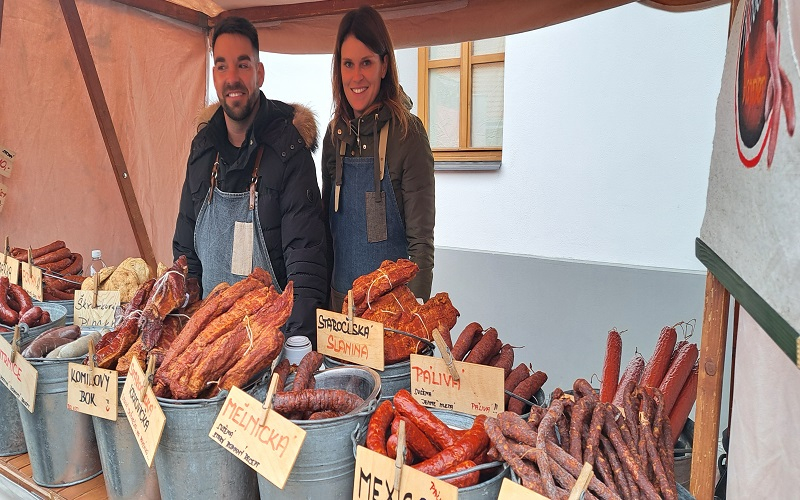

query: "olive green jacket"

left=321, top=105, right=435, bottom=300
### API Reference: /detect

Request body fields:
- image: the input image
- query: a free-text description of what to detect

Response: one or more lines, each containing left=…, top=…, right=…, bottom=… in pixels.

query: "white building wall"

left=260, top=2, right=730, bottom=272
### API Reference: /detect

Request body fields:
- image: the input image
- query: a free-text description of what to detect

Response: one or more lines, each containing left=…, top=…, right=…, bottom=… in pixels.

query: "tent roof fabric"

left=112, top=0, right=727, bottom=53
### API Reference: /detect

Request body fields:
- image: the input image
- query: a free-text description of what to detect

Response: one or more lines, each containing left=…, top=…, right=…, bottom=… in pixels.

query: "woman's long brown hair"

left=330, top=6, right=410, bottom=139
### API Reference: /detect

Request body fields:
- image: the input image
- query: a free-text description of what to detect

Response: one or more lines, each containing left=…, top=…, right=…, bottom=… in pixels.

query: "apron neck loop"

left=249, top=146, right=265, bottom=211
left=334, top=139, right=346, bottom=212
left=208, top=153, right=220, bottom=203
left=372, top=114, right=381, bottom=203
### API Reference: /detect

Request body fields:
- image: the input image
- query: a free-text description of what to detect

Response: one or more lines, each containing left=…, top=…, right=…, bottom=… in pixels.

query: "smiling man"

left=173, top=16, right=327, bottom=347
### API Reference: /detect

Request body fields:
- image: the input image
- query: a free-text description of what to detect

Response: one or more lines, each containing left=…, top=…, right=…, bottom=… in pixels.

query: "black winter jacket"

left=173, top=92, right=327, bottom=342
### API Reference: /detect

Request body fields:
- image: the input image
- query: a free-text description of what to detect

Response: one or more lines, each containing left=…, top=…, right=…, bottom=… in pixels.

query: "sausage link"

left=272, top=389, right=364, bottom=415
left=366, top=400, right=395, bottom=456
left=439, top=460, right=479, bottom=488
left=18, top=306, right=42, bottom=326
left=504, top=363, right=530, bottom=407
left=640, top=411, right=677, bottom=500
left=508, top=371, right=548, bottom=415
left=569, top=394, right=597, bottom=461
left=463, top=327, right=498, bottom=365
left=573, top=378, right=596, bottom=399
left=58, top=253, right=84, bottom=277
left=612, top=353, right=645, bottom=407
left=35, top=310, right=51, bottom=326
left=273, top=359, right=291, bottom=391
left=39, top=257, right=72, bottom=273
left=490, top=343, right=514, bottom=378
left=451, top=322, right=482, bottom=361
left=386, top=433, right=415, bottom=463
left=0, top=277, right=19, bottom=325
left=659, top=343, right=698, bottom=414
left=393, top=389, right=457, bottom=450
left=392, top=415, right=440, bottom=459
left=412, top=415, right=488, bottom=476
left=584, top=403, right=607, bottom=466
left=603, top=406, right=659, bottom=499
left=291, top=351, right=324, bottom=392
left=13, top=241, right=66, bottom=261
left=536, top=399, right=564, bottom=499
left=484, top=417, right=543, bottom=493
left=32, top=247, right=72, bottom=266
left=8, top=284, right=33, bottom=314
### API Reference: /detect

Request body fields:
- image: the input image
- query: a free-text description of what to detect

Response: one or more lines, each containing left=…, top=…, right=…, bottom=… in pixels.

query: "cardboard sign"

left=0, top=182, right=8, bottom=214
left=73, top=290, right=120, bottom=328
left=354, top=445, right=457, bottom=500
left=0, top=147, right=14, bottom=178
left=66, top=363, right=118, bottom=421
left=316, top=309, right=384, bottom=371
left=0, top=255, right=20, bottom=284
left=209, top=385, right=306, bottom=489
left=0, top=334, right=38, bottom=413
left=410, top=354, right=504, bottom=417
left=120, top=358, right=165, bottom=467
left=498, top=478, right=550, bottom=499
left=21, top=263, right=42, bottom=301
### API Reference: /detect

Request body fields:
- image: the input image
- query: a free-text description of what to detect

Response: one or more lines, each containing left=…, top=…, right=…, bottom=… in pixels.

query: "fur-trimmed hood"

left=196, top=100, right=318, bottom=152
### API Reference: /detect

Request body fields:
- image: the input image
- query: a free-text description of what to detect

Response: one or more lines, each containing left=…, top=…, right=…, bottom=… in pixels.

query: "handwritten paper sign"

left=354, top=445, right=457, bottom=500
left=410, top=354, right=504, bottom=417
left=67, top=363, right=118, bottom=421
left=21, top=263, right=42, bottom=301
left=209, top=385, right=306, bottom=489
left=0, top=148, right=14, bottom=179
left=0, top=255, right=20, bottom=284
left=498, top=478, right=550, bottom=499
left=73, top=290, right=120, bottom=328
left=317, top=309, right=384, bottom=371
left=120, top=358, right=165, bottom=467
left=0, top=182, right=8, bottom=214
left=0, top=335, right=38, bottom=412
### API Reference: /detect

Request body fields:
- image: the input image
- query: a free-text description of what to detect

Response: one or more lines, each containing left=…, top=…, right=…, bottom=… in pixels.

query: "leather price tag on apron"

left=231, top=221, right=254, bottom=276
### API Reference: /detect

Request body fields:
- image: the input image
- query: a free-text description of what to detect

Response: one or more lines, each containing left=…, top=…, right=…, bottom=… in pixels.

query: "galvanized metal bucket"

left=0, top=328, right=39, bottom=457
left=324, top=345, right=432, bottom=401
left=17, top=356, right=102, bottom=487
left=93, top=377, right=160, bottom=500
left=37, top=299, right=75, bottom=325
left=256, top=365, right=381, bottom=500
left=429, top=409, right=510, bottom=499
left=155, top=393, right=259, bottom=500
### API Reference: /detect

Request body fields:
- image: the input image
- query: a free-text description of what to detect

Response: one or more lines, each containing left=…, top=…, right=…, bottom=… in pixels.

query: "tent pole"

left=57, top=0, right=157, bottom=272
left=690, top=272, right=730, bottom=500
left=0, top=0, right=4, bottom=45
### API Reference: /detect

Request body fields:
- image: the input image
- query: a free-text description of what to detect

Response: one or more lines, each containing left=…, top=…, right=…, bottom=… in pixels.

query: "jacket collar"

left=333, top=104, right=391, bottom=146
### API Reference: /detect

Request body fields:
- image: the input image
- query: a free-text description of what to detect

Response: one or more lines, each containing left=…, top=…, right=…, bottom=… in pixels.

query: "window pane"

left=471, top=62, right=504, bottom=148
left=429, top=43, right=460, bottom=60
left=429, top=67, right=460, bottom=148
left=472, top=37, right=505, bottom=56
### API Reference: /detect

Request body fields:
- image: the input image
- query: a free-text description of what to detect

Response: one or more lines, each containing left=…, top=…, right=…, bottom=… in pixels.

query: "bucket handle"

left=351, top=418, right=370, bottom=458
left=436, top=460, right=505, bottom=481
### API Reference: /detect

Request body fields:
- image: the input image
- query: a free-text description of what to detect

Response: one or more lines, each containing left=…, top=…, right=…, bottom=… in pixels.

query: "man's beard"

left=221, top=90, right=258, bottom=122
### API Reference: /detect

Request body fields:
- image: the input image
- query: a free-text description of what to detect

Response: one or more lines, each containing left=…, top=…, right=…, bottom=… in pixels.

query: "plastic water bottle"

left=88, top=250, right=107, bottom=276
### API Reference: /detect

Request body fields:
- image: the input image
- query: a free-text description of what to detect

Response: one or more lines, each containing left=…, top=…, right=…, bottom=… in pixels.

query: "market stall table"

left=0, top=453, right=107, bottom=500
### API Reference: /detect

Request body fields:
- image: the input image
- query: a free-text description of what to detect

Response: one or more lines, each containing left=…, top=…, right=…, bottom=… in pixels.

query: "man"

left=173, top=16, right=327, bottom=345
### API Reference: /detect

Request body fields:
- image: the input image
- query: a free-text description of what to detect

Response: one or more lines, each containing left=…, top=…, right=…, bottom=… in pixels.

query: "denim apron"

left=194, top=147, right=281, bottom=297
left=330, top=122, right=407, bottom=298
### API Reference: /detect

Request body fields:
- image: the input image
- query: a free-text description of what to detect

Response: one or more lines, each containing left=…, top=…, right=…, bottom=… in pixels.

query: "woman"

left=322, top=6, right=435, bottom=312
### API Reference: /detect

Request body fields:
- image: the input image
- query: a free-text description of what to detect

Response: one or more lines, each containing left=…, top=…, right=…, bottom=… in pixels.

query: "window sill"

left=434, top=160, right=501, bottom=171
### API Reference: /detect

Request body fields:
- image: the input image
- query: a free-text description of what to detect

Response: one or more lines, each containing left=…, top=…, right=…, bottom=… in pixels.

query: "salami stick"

left=484, top=417, right=543, bottom=493
left=292, top=351, right=323, bottom=391
left=636, top=391, right=653, bottom=483
left=505, top=363, right=531, bottom=406
left=573, top=378, right=595, bottom=399
left=508, top=370, right=548, bottom=414
left=569, top=395, right=597, bottom=461
left=594, top=450, right=618, bottom=497
left=536, top=399, right=564, bottom=499
left=660, top=411, right=676, bottom=493
left=394, top=389, right=457, bottom=449
left=584, top=403, right=606, bottom=466
left=495, top=425, right=621, bottom=500
left=366, top=400, right=395, bottom=455
left=557, top=411, right=571, bottom=452
left=640, top=411, right=677, bottom=500
left=622, top=381, right=639, bottom=447
left=603, top=409, right=659, bottom=499
left=463, top=327, right=498, bottom=365
left=601, top=434, right=631, bottom=500
left=527, top=405, right=547, bottom=428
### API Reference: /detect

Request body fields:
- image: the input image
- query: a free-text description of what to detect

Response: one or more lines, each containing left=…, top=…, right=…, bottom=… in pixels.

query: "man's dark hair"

left=212, top=17, right=260, bottom=58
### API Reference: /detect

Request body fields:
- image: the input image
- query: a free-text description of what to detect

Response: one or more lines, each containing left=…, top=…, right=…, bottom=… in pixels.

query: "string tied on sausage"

left=243, top=315, right=254, bottom=356
left=366, top=269, right=393, bottom=310
left=151, top=270, right=185, bottom=302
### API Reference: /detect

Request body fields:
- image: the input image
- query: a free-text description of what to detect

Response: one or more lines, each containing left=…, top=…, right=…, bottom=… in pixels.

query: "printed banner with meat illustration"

left=700, top=0, right=800, bottom=333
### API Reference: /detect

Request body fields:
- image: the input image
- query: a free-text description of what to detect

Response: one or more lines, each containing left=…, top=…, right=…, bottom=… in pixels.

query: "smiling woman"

left=321, top=6, right=436, bottom=313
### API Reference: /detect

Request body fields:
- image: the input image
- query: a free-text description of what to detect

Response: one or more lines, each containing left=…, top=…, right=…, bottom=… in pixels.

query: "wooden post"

left=57, top=0, right=157, bottom=272
left=690, top=272, right=730, bottom=500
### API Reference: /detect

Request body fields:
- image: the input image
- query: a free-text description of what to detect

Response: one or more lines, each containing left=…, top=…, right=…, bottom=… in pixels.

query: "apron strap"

left=334, top=139, right=346, bottom=212
left=379, top=122, right=389, bottom=180
left=372, top=116, right=381, bottom=203
left=249, top=146, right=265, bottom=210
left=208, top=153, right=220, bottom=203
